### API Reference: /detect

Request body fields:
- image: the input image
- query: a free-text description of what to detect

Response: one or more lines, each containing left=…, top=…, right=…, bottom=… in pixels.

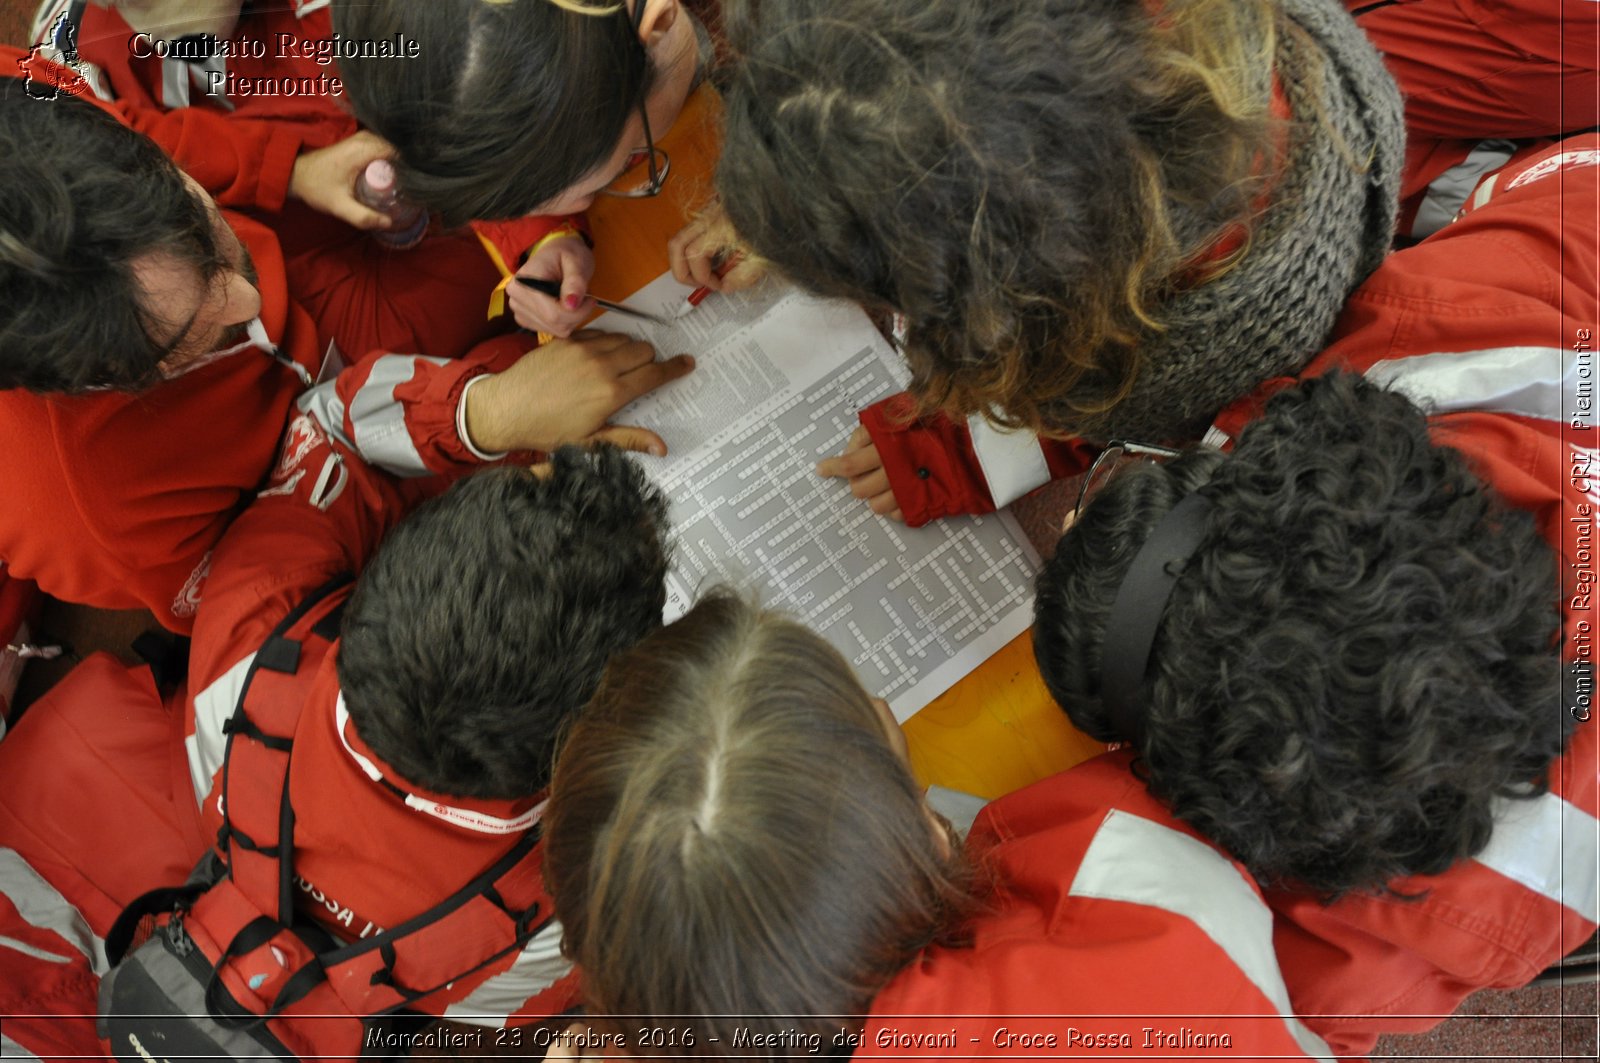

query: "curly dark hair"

left=716, top=0, right=1282, bottom=432
left=1033, top=373, right=1571, bottom=896
left=337, top=447, right=671, bottom=799
left=0, top=84, right=222, bottom=393
left=333, top=0, right=653, bottom=226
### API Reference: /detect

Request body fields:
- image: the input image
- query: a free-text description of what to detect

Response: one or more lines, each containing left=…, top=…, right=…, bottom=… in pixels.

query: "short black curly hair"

left=337, top=447, right=671, bottom=800
left=1034, top=372, right=1571, bottom=896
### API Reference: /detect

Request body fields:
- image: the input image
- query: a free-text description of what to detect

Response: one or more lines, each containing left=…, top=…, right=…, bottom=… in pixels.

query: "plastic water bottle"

left=354, top=159, right=429, bottom=250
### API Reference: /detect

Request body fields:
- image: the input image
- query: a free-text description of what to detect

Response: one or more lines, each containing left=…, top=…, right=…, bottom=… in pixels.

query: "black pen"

left=515, top=276, right=668, bottom=327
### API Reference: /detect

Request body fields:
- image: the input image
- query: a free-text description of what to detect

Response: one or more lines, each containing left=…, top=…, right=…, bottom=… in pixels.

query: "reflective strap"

left=187, top=652, right=256, bottom=805
left=1069, top=810, right=1334, bottom=1062
left=296, top=381, right=352, bottom=451
left=192, top=53, right=231, bottom=109
left=1, top=1032, right=43, bottom=1060
left=0, top=934, right=75, bottom=964
left=440, top=919, right=569, bottom=1027
left=1478, top=793, right=1600, bottom=923
left=0, top=849, right=108, bottom=976
left=1411, top=140, right=1516, bottom=238
left=1206, top=345, right=1581, bottom=451
left=348, top=355, right=451, bottom=478
left=966, top=414, right=1051, bottom=509
left=159, top=55, right=188, bottom=108
left=1364, top=346, right=1572, bottom=426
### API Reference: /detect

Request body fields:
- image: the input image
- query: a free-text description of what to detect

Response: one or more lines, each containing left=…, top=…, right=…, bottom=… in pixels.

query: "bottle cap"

left=363, top=159, right=397, bottom=194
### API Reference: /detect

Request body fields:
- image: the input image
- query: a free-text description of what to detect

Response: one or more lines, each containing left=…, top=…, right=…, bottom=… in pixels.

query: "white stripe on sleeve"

left=1364, top=346, right=1572, bottom=426
left=1479, top=793, right=1600, bottom=923
left=347, top=355, right=451, bottom=477
left=186, top=653, right=255, bottom=807
left=1069, top=810, right=1334, bottom=1062
left=0, top=849, right=107, bottom=975
left=440, top=919, right=570, bottom=1027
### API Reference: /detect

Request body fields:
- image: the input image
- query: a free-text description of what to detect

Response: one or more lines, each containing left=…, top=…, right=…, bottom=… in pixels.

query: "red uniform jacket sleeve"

left=297, top=332, right=540, bottom=479
left=116, top=106, right=305, bottom=213
left=858, top=753, right=1331, bottom=1060
left=31, top=1, right=355, bottom=212
left=861, top=393, right=1096, bottom=526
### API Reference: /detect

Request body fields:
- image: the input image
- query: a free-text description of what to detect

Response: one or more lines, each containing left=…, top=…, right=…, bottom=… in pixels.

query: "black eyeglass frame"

left=1072, top=440, right=1183, bottom=522
left=599, top=0, right=670, bottom=199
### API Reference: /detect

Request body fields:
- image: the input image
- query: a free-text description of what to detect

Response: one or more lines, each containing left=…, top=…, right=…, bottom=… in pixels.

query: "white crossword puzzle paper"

left=598, top=274, right=1040, bottom=720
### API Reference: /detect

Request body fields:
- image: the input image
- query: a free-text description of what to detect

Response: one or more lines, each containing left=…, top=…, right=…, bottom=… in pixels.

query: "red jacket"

left=1346, top=1, right=1598, bottom=140
left=0, top=426, right=565, bottom=1057
left=865, top=136, right=1598, bottom=1054
left=0, top=210, right=320, bottom=631
left=31, top=0, right=350, bottom=214
left=0, top=195, right=532, bottom=631
left=181, top=412, right=576, bottom=1025
left=858, top=751, right=1332, bottom=1061
left=0, top=46, right=542, bottom=628
left=1346, top=0, right=1600, bottom=236
left=0, top=651, right=212, bottom=1059
left=1204, top=136, right=1600, bottom=1059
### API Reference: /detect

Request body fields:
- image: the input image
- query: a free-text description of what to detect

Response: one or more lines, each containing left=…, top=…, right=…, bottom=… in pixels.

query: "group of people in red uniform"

left=0, top=1, right=1595, bottom=1061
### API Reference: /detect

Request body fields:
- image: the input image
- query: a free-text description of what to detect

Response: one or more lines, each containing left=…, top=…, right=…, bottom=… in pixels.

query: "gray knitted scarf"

left=1056, top=0, right=1404, bottom=443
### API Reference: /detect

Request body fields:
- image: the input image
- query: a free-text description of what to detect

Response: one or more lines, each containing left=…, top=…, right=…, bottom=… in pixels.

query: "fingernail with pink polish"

left=563, top=295, right=582, bottom=310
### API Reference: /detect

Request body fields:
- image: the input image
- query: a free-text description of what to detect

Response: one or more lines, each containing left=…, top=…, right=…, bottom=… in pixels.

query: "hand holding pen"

left=668, top=202, right=767, bottom=304
left=506, top=231, right=597, bottom=338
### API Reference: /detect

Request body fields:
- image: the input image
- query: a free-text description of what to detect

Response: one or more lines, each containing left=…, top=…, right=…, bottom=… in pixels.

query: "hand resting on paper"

left=816, top=425, right=904, bottom=522
left=463, top=330, right=694, bottom=457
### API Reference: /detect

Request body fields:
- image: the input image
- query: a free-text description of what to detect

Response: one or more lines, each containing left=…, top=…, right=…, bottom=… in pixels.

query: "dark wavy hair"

left=333, top=0, right=653, bottom=226
left=716, top=0, right=1283, bottom=432
left=1033, top=373, right=1571, bottom=896
left=0, top=84, right=222, bottom=393
left=545, top=591, right=971, bottom=1055
left=337, top=447, right=670, bottom=799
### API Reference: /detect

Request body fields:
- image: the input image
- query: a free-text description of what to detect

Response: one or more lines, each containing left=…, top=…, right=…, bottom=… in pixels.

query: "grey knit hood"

left=1053, top=0, right=1405, bottom=443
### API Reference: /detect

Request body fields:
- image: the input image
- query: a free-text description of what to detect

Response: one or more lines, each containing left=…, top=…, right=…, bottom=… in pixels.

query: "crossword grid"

left=660, top=344, right=1036, bottom=706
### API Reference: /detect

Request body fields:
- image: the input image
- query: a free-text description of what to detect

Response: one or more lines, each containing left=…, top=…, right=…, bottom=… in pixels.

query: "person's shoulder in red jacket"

left=0, top=79, right=317, bottom=629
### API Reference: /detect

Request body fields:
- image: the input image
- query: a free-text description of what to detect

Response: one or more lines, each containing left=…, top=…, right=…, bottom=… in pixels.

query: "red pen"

left=683, top=253, right=746, bottom=312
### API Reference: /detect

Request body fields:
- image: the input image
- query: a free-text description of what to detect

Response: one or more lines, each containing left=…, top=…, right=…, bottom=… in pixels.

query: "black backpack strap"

left=216, top=571, right=352, bottom=924
left=105, top=883, right=206, bottom=966
left=315, top=830, right=542, bottom=968
left=204, top=917, right=300, bottom=1030
left=105, top=850, right=229, bottom=964
left=306, top=829, right=552, bottom=1009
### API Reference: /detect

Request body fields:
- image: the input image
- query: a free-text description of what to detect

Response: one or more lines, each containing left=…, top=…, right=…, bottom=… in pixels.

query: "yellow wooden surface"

left=585, top=87, right=1103, bottom=804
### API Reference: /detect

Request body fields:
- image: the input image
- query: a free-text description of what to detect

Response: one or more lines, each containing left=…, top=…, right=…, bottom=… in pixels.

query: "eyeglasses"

left=600, top=0, right=670, bottom=198
left=1072, top=440, right=1182, bottom=523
